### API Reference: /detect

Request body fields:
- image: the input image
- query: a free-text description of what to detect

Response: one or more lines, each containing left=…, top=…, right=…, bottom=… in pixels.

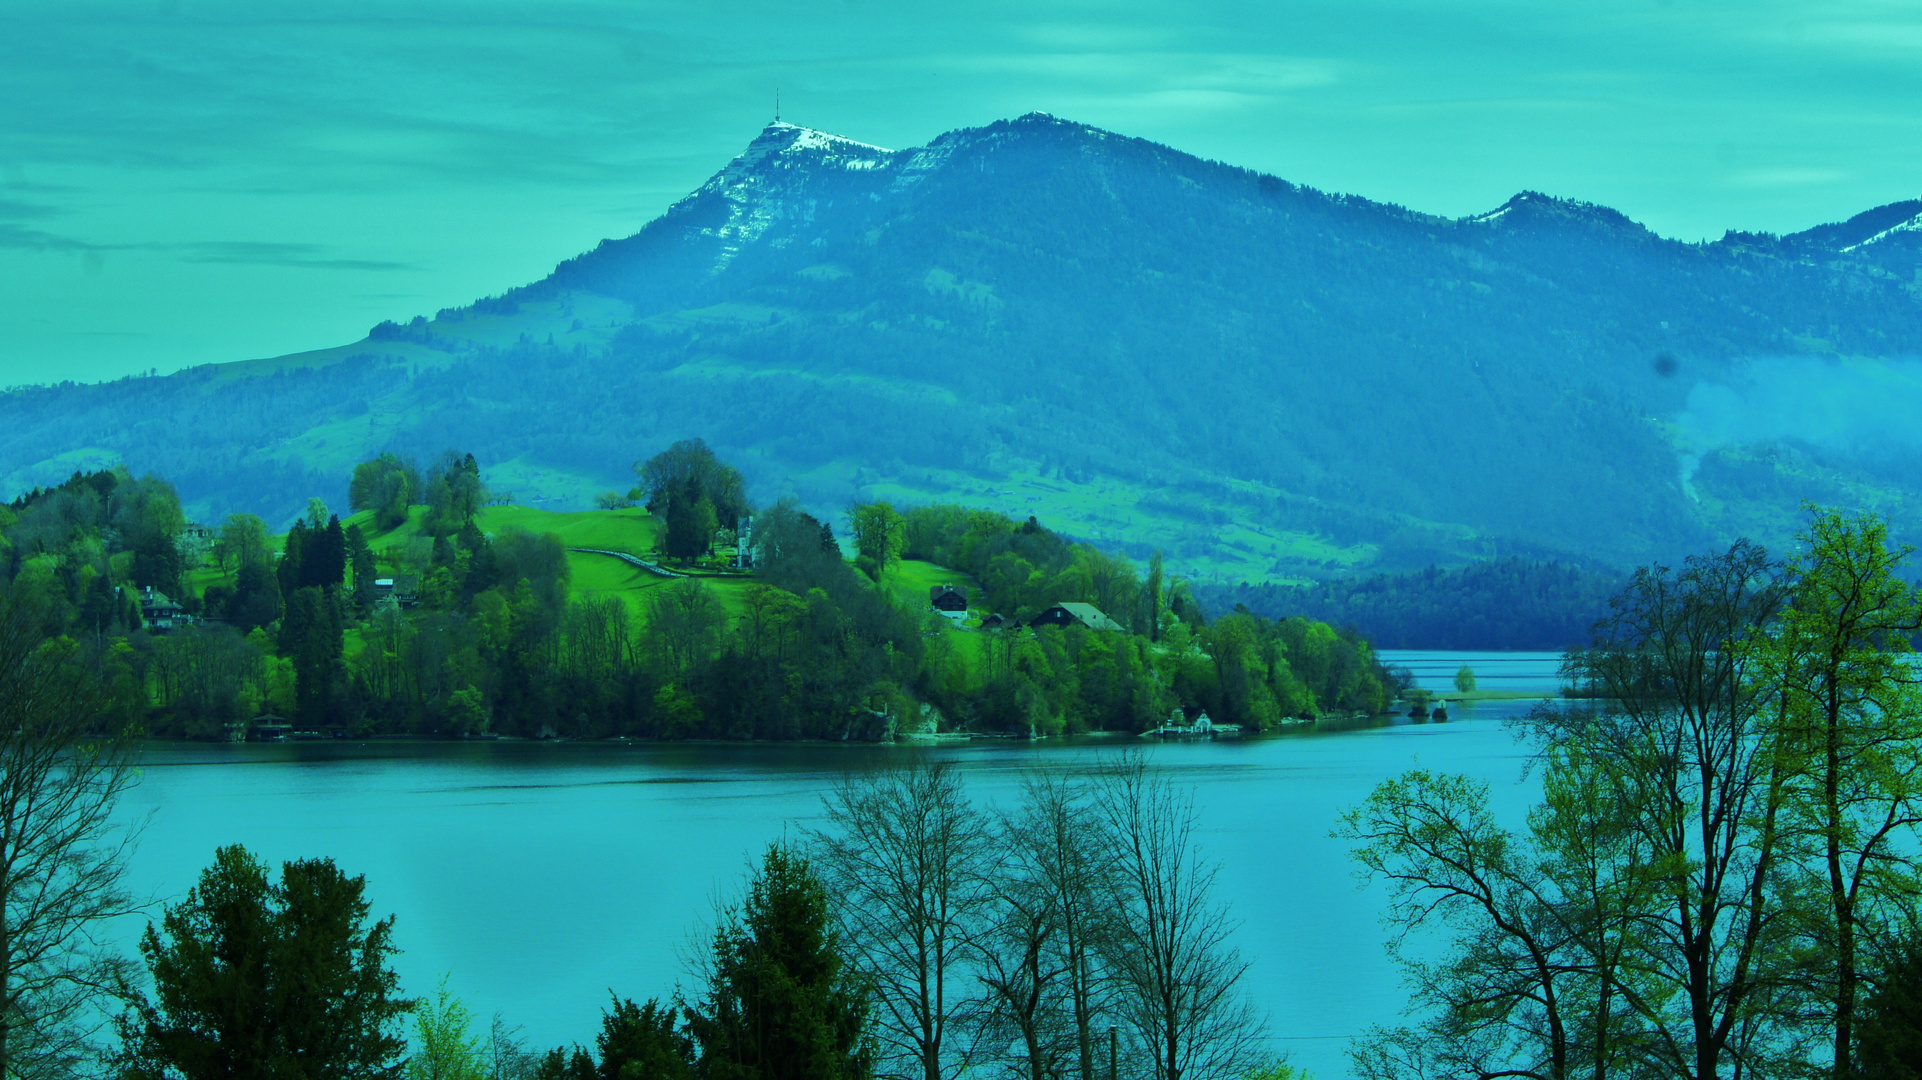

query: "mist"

left=1675, top=355, right=1922, bottom=493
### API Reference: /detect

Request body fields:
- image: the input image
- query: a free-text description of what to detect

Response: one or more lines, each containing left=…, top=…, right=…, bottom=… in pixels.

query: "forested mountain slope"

left=5, top=114, right=1922, bottom=581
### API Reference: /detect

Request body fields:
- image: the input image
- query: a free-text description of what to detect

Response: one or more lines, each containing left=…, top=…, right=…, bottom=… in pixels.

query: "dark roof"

left=929, top=584, right=969, bottom=610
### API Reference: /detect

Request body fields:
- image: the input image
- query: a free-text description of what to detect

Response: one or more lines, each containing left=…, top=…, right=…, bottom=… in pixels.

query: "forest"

left=1193, top=557, right=1624, bottom=650
left=0, top=441, right=1396, bottom=744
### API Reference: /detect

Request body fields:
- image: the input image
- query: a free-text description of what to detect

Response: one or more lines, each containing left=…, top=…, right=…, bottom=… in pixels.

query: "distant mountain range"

left=5, top=113, right=1921, bottom=582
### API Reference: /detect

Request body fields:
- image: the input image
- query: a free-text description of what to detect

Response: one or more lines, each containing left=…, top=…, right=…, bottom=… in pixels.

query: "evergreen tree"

left=347, top=525, right=376, bottom=616
left=119, top=845, right=411, bottom=1079
left=300, top=515, right=347, bottom=591
left=285, top=587, right=344, bottom=728
left=1859, top=933, right=1922, bottom=1080
left=277, top=522, right=308, bottom=602
left=687, top=843, right=873, bottom=1080
left=230, top=560, right=282, bottom=635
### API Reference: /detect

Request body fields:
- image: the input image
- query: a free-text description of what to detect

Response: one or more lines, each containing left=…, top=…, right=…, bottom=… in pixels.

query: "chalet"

left=373, top=575, right=420, bottom=609
left=139, top=587, right=189, bottom=632
left=979, top=613, right=1008, bottom=632
left=929, top=585, right=969, bottom=612
left=1026, top=602, right=1124, bottom=633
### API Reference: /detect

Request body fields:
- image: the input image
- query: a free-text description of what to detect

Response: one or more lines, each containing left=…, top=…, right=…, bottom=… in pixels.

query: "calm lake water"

left=116, top=651, right=1566, bottom=1079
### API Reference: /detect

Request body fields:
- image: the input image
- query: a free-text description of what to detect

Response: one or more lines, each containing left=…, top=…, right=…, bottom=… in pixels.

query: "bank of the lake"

left=116, top=651, right=1568, bottom=1080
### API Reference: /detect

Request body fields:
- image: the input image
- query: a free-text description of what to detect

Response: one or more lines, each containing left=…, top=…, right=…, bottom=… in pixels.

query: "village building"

left=176, top=522, right=216, bottom=564
left=373, top=575, right=420, bottom=609
left=929, top=584, right=969, bottom=612
left=1026, top=601, right=1124, bottom=632
left=139, top=586, right=189, bottom=632
left=978, top=613, right=1008, bottom=631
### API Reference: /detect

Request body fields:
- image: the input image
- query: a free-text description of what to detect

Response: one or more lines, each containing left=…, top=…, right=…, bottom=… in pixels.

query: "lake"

left=116, top=651, right=1565, bottom=1079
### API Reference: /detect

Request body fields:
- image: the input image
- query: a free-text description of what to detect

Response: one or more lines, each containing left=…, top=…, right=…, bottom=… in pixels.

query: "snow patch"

left=1843, top=211, right=1922, bottom=251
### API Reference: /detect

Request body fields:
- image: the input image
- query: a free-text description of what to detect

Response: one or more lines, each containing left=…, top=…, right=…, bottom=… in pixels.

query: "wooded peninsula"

left=0, top=439, right=1397, bottom=742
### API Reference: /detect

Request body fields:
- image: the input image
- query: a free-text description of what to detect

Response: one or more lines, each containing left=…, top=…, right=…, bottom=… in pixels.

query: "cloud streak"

left=0, top=227, right=413, bottom=270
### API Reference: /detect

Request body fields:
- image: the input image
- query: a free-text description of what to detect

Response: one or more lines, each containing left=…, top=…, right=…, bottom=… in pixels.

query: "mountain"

left=5, top=113, right=1922, bottom=582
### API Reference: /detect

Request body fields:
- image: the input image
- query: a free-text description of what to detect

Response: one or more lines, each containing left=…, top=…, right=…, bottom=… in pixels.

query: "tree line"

left=1192, top=557, right=1624, bottom=651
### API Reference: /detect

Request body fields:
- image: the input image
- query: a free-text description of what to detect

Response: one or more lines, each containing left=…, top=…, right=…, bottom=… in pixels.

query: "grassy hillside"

left=313, top=503, right=985, bottom=631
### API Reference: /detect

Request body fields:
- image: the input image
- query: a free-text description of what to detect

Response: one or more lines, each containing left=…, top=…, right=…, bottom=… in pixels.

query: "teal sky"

left=3, top=0, right=1919, bottom=385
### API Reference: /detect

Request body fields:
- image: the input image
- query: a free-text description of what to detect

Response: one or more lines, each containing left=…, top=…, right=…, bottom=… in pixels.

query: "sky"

left=2, top=0, right=1920, bottom=386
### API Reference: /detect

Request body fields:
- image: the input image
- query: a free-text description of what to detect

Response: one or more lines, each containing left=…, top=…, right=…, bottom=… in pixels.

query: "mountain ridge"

left=4, top=113, right=1921, bottom=584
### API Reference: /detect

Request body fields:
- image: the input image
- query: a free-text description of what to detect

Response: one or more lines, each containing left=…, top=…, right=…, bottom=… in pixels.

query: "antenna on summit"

left=775, top=88, right=780, bottom=123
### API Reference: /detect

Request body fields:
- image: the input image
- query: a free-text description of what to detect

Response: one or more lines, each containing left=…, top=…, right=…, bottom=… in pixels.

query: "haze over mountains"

left=5, top=113, right=1921, bottom=582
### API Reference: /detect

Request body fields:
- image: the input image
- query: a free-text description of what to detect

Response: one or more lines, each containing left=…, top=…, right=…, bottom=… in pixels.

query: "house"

left=929, top=585, right=969, bottom=612
left=139, top=586, right=189, bottom=632
left=1026, top=602, right=1124, bottom=632
left=250, top=716, right=292, bottom=742
left=176, top=522, right=215, bottom=564
left=979, top=613, right=1008, bottom=632
left=373, top=575, right=420, bottom=609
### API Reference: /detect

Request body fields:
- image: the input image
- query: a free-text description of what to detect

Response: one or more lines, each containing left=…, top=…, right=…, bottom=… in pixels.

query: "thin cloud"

left=0, top=227, right=412, bottom=270
left=175, top=241, right=415, bottom=271
left=0, top=199, right=59, bottom=220
left=0, top=223, right=89, bottom=251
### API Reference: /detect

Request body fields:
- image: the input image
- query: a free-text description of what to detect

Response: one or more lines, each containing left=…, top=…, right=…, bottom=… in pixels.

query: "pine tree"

left=688, top=844, right=873, bottom=1080
left=119, top=845, right=411, bottom=1079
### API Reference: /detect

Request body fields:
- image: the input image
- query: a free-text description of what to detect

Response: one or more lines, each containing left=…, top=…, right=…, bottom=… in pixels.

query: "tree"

left=634, top=439, right=748, bottom=531
left=216, top=513, right=272, bottom=573
left=0, top=590, right=141, bottom=1078
left=1764, top=509, right=1922, bottom=1077
left=349, top=524, right=377, bottom=616
left=409, top=977, right=487, bottom=1080
left=687, top=843, right=874, bottom=1080
left=847, top=504, right=906, bottom=580
left=1096, top=757, right=1261, bottom=1080
left=1010, top=772, right=1117, bottom=1080
left=664, top=484, right=720, bottom=561
left=1342, top=540, right=1804, bottom=1080
left=228, top=559, right=282, bottom=635
left=814, top=763, right=991, bottom=1080
left=1857, top=929, right=1922, bottom=1080
left=592, top=997, right=693, bottom=1080
left=1453, top=665, right=1476, bottom=693
left=971, top=772, right=1119, bottom=1080
left=647, top=578, right=727, bottom=679
left=120, top=844, right=412, bottom=1079
left=1142, top=551, right=1166, bottom=641
left=351, top=453, right=422, bottom=531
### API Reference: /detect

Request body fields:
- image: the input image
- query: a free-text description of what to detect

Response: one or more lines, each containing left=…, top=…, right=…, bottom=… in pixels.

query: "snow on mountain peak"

left=1843, top=210, right=1922, bottom=252
left=671, top=122, right=900, bottom=273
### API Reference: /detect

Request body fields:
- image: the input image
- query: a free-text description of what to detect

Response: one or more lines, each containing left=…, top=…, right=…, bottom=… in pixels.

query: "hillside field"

left=194, top=503, right=986, bottom=648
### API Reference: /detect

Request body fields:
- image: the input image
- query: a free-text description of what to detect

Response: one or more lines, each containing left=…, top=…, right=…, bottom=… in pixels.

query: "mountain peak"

left=1464, top=190, right=1649, bottom=236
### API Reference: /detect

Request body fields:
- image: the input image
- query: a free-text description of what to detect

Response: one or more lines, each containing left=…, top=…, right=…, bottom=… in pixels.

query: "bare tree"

left=0, top=591, right=141, bottom=1078
left=815, top=761, right=995, bottom=1080
left=972, top=799, right=1073, bottom=1080
left=1014, top=771, right=1119, bottom=1080
left=1096, top=757, right=1262, bottom=1080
